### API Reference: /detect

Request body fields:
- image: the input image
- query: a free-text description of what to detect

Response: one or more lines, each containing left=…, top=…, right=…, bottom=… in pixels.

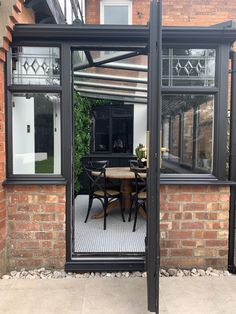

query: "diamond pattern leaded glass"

left=12, top=47, right=60, bottom=85
left=162, top=49, right=216, bottom=87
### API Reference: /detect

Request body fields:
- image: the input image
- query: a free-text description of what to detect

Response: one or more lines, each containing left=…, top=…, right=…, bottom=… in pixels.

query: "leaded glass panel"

left=162, top=49, right=216, bottom=87
left=12, top=47, right=60, bottom=85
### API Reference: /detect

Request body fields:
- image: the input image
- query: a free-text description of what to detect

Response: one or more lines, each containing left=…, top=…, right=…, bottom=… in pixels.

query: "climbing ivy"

left=73, top=92, right=110, bottom=195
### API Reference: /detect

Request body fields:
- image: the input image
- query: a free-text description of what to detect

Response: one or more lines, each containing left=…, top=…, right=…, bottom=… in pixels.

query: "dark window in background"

left=92, top=104, right=133, bottom=154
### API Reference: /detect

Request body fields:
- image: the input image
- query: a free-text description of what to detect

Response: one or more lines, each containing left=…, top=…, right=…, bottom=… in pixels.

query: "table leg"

left=91, top=199, right=119, bottom=219
left=120, top=179, right=133, bottom=210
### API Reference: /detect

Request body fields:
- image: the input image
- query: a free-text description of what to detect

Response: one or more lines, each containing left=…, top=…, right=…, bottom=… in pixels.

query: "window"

left=12, top=93, right=61, bottom=175
left=100, top=0, right=132, bottom=25
left=12, top=46, right=60, bottom=85
left=160, top=46, right=219, bottom=176
left=161, top=95, right=214, bottom=174
left=8, top=46, right=62, bottom=177
left=162, top=48, right=216, bottom=87
left=92, top=104, right=133, bottom=154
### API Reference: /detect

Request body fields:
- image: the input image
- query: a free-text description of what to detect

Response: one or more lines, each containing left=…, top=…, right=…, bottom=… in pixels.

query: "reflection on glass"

left=89, top=51, right=134, bottom=64
left=162, top=119, right=169, bottom=158
left=162, top=48, right=216, bottom=87
left=12, top=47, right=60, bottom=85
left=171, top=115, right=180, bottom=162
left=12, top=93, right=61, bottom=174
left=196, top=100, right=214, bottom=171
left=73, top=50, right=89, bottom=68
left=112, top=117, right=133, bottom=154
left=92, top=104, right=133, bottom=153
left=182, top=109, right=194, bottom=165
left=92, top=108, right=109, bottom=152
left=161, top=95, right=214, bottom=174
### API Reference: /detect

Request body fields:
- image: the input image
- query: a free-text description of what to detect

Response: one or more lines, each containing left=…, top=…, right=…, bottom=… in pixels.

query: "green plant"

left=135, top=143, right=147, bottom=160
left=73, top=93, right=110, bottom=195
left=73, top=93, right=92, bottom=195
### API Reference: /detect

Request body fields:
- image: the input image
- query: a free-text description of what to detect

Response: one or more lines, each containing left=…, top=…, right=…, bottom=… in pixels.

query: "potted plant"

left=135, top=143, right=147, bottom=167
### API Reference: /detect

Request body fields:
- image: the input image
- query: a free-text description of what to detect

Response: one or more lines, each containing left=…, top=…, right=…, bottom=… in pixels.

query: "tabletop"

left=105, top=167, right=146, bottom=180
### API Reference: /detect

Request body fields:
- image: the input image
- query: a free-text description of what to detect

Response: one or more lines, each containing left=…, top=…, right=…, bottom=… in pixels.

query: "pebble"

left=0, top=268, right=232, bottom=280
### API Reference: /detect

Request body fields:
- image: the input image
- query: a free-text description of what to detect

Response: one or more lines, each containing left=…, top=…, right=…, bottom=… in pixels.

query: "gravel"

left=0, top=267, right=232, bottom=280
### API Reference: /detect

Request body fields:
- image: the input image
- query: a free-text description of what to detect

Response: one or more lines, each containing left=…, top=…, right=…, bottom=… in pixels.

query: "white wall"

left=133, top=104, right=147, bottom=154
left=13, top=96, right=35, bottom=174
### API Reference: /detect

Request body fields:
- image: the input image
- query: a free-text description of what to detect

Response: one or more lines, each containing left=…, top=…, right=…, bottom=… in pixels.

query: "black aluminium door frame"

left=147, top=0, right=161, bottom=313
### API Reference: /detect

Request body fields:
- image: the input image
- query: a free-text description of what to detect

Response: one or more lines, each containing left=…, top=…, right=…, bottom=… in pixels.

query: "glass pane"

left=161, top=119, right=170, bottom=163
left=73, top=50, right=89, bottom=68
left=182, top=109, right=194, bottom=165
left=12, top=93, right=61, bottom=174
left=171, top=115, right=180, bottom=162
left=89, top=51, right=134, bottom=64
left=162, top=95, right=214, bottom=174
left=12, top=47, right=60, bottom=85
left=112, top=117, right=133, bottom=153
left=92, top=107, right=110, bottom=152
left=162, top=49, right=216, bottom=87
left=104, top=5, right=129, bottom=24
left=196, top=98, right=214, bottom=172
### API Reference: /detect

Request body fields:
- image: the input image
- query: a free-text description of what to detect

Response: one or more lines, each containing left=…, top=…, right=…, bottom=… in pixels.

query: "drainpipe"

left=228, top=50, right=236, bottom=273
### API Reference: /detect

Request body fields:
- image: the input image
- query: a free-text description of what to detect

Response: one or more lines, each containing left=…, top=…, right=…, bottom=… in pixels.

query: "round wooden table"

left=105, top=167, right=139, bottom=209
left=92, top=167, right=147, bottom=219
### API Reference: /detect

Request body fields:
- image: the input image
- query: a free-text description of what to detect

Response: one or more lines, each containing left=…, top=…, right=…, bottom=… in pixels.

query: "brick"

left=169, top=194, right=193, bottom=202
left=168, top=231, right=192, bottom=239
left=181, top=222, right=204, bottom=229
left=161, top=203, right=180, bottom=211
left=170, top=249, right=192, bottom=256
left=181, top=240, right=197, bottom=247
left=16, top=241, right=40, bottom=250
left=193, top=194, right=219, bottom=202
left=35, top=232, right=53, bottom=240
left=183, top=203, right=205, bottom=211
left=206, top=240, right=228, bottom=247
left=160, top=240, right=179, bottom=249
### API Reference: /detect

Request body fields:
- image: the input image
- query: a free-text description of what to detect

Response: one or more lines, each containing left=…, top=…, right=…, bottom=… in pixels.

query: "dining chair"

left=129, top=159, right=139, bottom=170
left=128, top=167, right=147, bottom=232
left=84, top=160, right=125, bottom=230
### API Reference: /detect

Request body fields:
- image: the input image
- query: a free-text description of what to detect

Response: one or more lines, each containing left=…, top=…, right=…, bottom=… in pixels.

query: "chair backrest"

left=129, top=159, right=139, bottom=170
left=132, top=167, right=147, bottom=194
left=84, top=160, right=109, bottom=195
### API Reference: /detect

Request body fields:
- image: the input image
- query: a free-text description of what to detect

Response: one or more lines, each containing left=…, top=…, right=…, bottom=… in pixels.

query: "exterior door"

left=146, top=0, right=162, bottom=313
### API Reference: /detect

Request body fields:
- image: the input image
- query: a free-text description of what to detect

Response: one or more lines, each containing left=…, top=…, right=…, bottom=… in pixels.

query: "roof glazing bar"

left=76, top=88, right=147, bottom=99
left=73, top=81, right=147, bottom=92
left=98, top=62, right=147, bottom=72
left=74, top=71, right=147, bottom=83
left=77, top=92, right=147, bottom=104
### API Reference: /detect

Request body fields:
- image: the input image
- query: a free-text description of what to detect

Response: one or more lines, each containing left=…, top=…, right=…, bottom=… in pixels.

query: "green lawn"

left=35, top=156, right=54, bottom=173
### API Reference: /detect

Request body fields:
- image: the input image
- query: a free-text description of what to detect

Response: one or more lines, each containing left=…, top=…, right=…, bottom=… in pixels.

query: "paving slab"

left=159, top=276, right=236, bottom=314
left=0, top=276, right=236, bottom=314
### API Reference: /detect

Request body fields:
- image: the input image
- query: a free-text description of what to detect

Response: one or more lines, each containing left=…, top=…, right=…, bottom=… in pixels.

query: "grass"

left=35, top=156, right=54, bottom=173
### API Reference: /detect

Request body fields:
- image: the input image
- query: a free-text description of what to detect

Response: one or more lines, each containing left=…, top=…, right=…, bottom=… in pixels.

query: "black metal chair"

left=84, top=160, right=125, bottom=230
left=128, top=167, right=147, bottom=232
left=129, top=159, right=139, bottom=170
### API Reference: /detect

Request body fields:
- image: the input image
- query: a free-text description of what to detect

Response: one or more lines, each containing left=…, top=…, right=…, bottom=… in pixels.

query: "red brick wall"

left=0, top=0, right=34, bottom=275
left=160, top=185, right=229, bottom=268
left=86, top=0, right=236, bottom=26
left=6, top=185, right=66, bottom=270
left=0, top=62, right=6, bottom=275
